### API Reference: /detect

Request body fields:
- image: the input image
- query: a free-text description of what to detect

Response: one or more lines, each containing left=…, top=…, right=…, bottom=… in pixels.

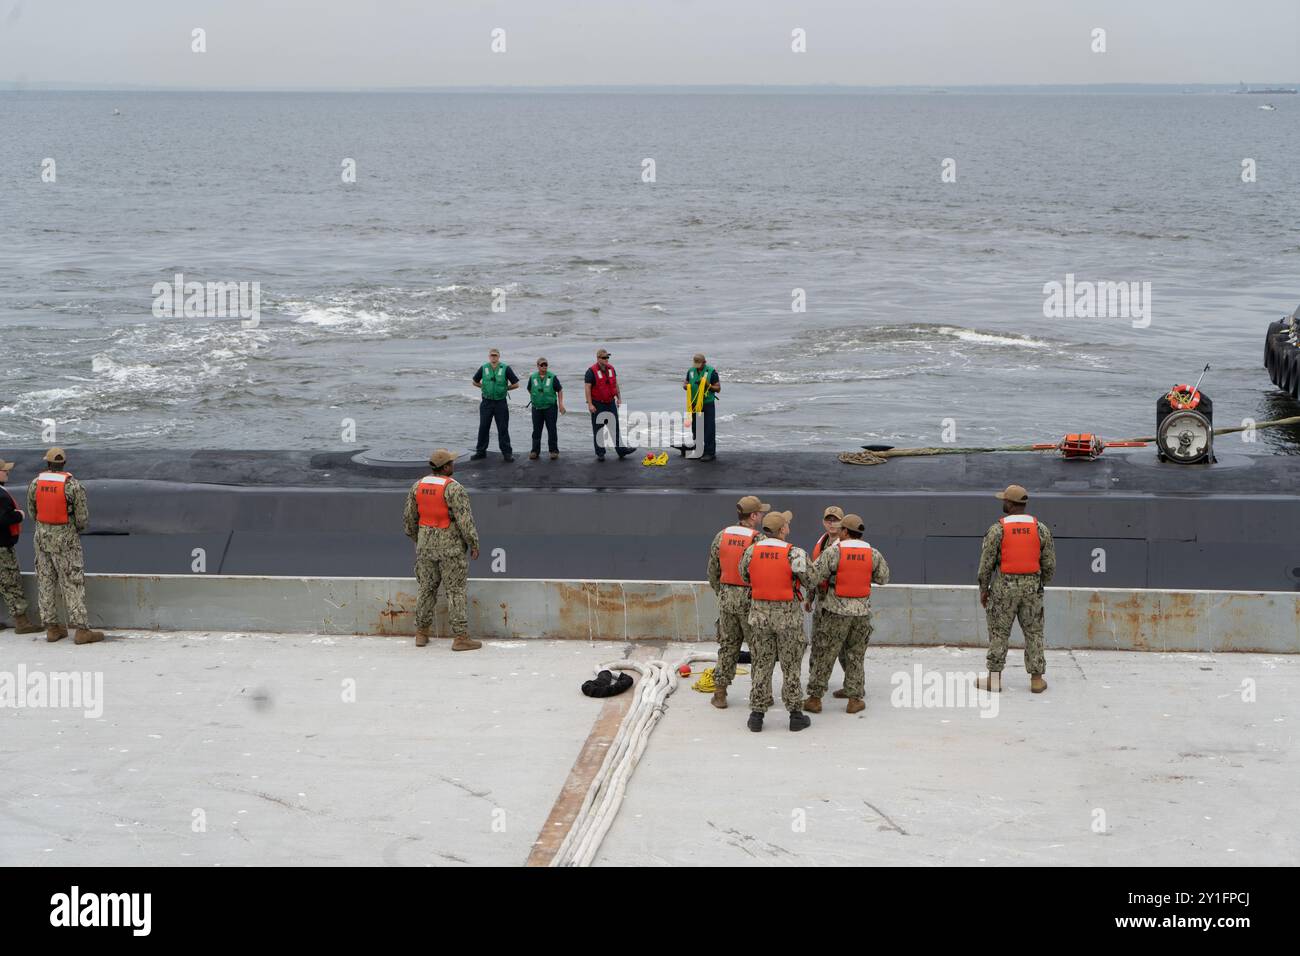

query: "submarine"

left=2, top=438, right=1298, bottom=593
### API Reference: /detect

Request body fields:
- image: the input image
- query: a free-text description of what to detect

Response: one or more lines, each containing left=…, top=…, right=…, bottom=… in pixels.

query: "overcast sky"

left=2, top=0, right=1296, bottom=89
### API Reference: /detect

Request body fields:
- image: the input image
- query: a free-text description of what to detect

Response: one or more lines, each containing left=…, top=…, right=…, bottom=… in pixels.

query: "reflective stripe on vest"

left=999, top=514, right=1041, bottom=574
left=480, top=363, right=508, bottom=400
left=833, top=539, right=873, bottom=598
left=718, top=525, right=756, bottom=587
left=528, top=372, right=557, bottom=408
left=416, top=475, right=454, bottom=528
left=34, top=472, right=70, bottom=525
left=589, top=363, right=618, bottom=403
left=750, top=539, right=796, bottom=602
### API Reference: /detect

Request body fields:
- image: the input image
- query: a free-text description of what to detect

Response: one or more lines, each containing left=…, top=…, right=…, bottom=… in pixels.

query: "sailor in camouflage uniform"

left=805, top=506, right=844, bottom=694
left=27, top=448, right=105, bottom=644
left=805, top=514, right=889, bottom=714
left=0, top=458, right=42, bottom=634
left=403, top=448, right=482, bottom=651
left=976, top=484, right=1056, bottom=693
left=739, top=510, right=815, bottom=733
left=705, top=494, right=770, bottom=708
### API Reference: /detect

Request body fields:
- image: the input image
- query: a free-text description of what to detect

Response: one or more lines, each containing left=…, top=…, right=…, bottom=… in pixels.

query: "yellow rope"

left=691, top=665, right=747, bottom=692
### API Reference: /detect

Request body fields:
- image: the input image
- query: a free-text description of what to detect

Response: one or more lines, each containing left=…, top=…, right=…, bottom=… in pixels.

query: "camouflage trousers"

left=415, top=551, right=468, bottom=636
left=809, top=605, right=848, bottom=680
left=985, top=573, right=1046, bottom=675
left=807, top=612, right=873, bottom=700
left=0, top=546, right=29, bottom=618
left=713, top=608, right=751, bottom=689
left=748, top=624, right=806, bottom=714
left=35, top=539, right=89, bottom=629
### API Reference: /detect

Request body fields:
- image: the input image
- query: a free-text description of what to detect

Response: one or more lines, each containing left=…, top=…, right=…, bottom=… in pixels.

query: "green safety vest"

left=480, top=363, right=509, bottom=400
left=528, top=371, right=557, bottom=409
left=686, top=364, right=717, bottom=409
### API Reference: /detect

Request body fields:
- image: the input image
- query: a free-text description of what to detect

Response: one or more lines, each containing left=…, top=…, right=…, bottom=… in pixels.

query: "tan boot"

left=846, top=698, right=865, bottom=714
left=415, top=627, right=430, bottom=647
left=804, top=696, right=822, bottom=713
left=831, top=688, right=849, bottom=699
left=710, top=688, right=727, bottom=709
left=46, top=626, right=66, bottom=643
left=451, top=635, right=482, bottom=652
left=1030, top=674, right=1047, bottom=694
left=74, top=628, right=105, bottom=645
left=14, top=613, right=43, bottom=634
left=976, top=671, right=1002, bottom=693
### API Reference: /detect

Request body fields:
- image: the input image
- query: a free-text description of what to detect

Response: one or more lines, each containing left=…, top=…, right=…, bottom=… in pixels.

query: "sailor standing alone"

left=27, top=448, right=105, bottom=644
left=404, top=449, right=482, bottom=651
left=976, top=484, right=1056, bottom=693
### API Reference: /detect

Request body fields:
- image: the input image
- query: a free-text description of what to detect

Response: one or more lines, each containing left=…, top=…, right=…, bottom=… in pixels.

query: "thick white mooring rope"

left=550, top=650, right=718, bottom=867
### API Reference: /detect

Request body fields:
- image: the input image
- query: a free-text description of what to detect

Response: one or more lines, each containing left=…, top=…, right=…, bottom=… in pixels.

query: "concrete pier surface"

left=1, top=632, right=1295, bottom=867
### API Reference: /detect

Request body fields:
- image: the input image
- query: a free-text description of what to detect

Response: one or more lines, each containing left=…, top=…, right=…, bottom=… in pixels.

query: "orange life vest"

left=750, top=539, right=798, bottom=602
left=416, top=475, right=455, bottom=528
left=34, top=471, right=71, bottom=525
left=832, top=539, right=873, bottom=598
left=718, top=525, right=756, bottom=586
left=999, top=514, right=1041, bottom=574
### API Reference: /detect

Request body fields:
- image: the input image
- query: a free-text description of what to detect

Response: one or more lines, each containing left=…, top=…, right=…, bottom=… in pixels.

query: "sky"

left=1, top=0, right=1297, bottom=90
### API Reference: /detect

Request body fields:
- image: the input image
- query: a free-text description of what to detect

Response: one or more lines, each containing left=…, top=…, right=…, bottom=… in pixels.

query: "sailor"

left=403, top=449, right=482, bottom=651
left=27, top=449, right=104, bottom=644
left=0, top=458, right=42, bottom=634
left=805, top=514, right=889, bottom=714
left=683, top=352, right=720, bottom=461
left=805, top=506, right=845, bottom=688
left=526, top=357, right=566, bottom=460
left=471, top=348, right=520, bottom=462
left=976, top=484, right=1056, bottom=693
left=584, top=348, right=634, bottom=460
left=706, top=494, right=770, bottom=708
left=740, top=510, right=815, bottom=733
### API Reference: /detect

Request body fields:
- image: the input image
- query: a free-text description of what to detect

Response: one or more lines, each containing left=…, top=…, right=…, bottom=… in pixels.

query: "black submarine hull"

left=2, top=447, right=1298, bottom=591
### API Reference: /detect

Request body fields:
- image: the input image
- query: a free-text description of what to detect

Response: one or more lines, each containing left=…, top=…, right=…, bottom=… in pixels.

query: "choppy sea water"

left=2, top=91, right=1298, bottom=453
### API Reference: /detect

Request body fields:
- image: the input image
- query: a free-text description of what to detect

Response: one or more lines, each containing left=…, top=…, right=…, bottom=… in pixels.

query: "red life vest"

left=832, top=539, right=873, bottom=598
left=999, top=514, right=1041, bottom=574
left=718, top=525, right=756, bottom=586
left=589, top=363, right=618, bottom=403
left=2, top=487, right=19, bottom=542
left=416, top=475, right=455, bottom=528
left=34, top=471, right=71, bottom=525
left=750, top=539, right=798, bottom=602
left=812, top=532, right=832, bottom=592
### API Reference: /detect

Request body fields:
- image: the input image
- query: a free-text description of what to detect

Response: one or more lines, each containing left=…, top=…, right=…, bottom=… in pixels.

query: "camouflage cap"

left=0, top=459, right=14, bottom=471
left=995, top=484, right=1029, bottom=504
left=736, top=495, right=771, bottom=515
left=692, top=352, right=706, bottom=364
left=822, top=505, right=844, bottom=520
left=429, top=448, right=457, bottom=467
left=596, top=348, right=610, bottom=359
left=761, top=510, right=793, bottom=533
left=44, top=447, right=66, bottom=464
left=841, top=513, right=865, bottom=533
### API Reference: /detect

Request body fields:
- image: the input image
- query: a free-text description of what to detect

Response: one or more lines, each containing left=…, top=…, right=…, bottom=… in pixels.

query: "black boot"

left=747, top=711, right=764, bottom=733
left=789, top=710, right=811, bottom=732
